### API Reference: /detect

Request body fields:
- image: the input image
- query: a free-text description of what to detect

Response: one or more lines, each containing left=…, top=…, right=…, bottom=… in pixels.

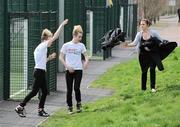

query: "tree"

left=138, top=0, right=167, bottom=23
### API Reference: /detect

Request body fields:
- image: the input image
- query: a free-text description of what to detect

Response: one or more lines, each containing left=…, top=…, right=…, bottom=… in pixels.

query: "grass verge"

left=40, top=48, right=180, bottom=127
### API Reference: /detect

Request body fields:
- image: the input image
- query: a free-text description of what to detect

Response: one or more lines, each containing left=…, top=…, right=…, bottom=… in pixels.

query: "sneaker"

left=76, top=103, right=82, bottom=113
left=15, top=105, right=26, bottom=117
left=67, top=107, right=73, bottom=115
left=38, top=109, right=50, bottom=117
left=151, top=89, right=156, bottom=93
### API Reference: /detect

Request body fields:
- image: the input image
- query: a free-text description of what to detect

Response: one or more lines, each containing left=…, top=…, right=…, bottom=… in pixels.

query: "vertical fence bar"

left=0, top=0, right=4, bottom=100
left=132, top=4, right=137, bottom=40
left=3, top=0, right=10, bottom=100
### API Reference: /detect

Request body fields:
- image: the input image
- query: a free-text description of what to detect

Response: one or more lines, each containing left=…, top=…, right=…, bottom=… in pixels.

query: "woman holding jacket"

left=126, top=19, right=177, bottom=92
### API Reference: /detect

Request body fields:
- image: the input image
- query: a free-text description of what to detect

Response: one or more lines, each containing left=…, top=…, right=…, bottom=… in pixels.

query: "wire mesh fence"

left=6, top=0, right=58, bottom=100
left=10, top=18, right=28, bottom=99
left=1, top=0, right=137, bottom=100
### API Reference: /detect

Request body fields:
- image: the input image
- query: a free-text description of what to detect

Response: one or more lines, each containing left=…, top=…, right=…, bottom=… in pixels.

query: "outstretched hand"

left=62, top=19, right=68, bottom=26
left=122, top=41, right=136, bottom=48
left=122, top=42, right=129, bottom=48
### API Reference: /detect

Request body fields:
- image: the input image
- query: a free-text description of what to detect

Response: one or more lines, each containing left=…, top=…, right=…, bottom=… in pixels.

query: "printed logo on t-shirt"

left=67, top=49, right=81, bottom=55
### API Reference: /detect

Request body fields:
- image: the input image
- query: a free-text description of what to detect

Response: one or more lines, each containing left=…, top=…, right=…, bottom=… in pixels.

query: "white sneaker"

left=151, top=89, right=156, bottom=93
left=76, top=103, right=82, bottom=113
left=15, top=105, right=26, bottom=117
left=67, top=107, right=73, bottom=115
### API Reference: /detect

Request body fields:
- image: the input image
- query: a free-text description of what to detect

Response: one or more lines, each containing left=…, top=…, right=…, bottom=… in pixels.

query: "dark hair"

left=139, top=19, right=152, bottom=26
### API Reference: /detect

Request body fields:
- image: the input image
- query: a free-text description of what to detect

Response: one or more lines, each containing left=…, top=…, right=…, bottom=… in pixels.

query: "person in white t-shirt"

left=60, top=25, right=89, bottom=114
left=15, top=19, right=68, bottom=117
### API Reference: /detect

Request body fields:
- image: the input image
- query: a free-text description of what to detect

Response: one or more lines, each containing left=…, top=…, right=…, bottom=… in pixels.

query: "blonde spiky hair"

left=41, top=28, right=53, bottom=40
left=72, top=25, right=83, bottom=36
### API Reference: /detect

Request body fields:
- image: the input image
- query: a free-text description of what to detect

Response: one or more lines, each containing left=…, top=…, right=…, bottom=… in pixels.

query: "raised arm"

left=47, top=19, right=68, bottom=47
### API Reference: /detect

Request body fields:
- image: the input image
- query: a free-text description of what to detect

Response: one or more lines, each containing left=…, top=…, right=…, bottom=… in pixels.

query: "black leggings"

left=20, top=69, right=48, bottom=109
left=139, top=53, right=156, bottom=90
left=65, top=70, right=82, bottom=107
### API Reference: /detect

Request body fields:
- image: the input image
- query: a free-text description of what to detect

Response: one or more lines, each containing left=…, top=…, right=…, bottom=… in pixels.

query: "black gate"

left=7, top=11, right=58, bottom=100
left=0, top=0, right=59, bottom=100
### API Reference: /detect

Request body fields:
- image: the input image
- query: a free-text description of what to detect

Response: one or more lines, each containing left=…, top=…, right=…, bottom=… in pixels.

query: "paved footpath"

left=151, top=15, right=180, bottom=46
left=0, top=16, right=179, bottom=127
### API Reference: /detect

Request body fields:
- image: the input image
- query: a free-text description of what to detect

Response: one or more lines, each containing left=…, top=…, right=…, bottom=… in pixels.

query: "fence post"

left=132, top=4, right=137, bottom=41
left=3, top=0, right=10, bottom=100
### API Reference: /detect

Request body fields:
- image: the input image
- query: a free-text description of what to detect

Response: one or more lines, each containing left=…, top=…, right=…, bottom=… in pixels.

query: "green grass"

left=40, top=48, right=180, bottom=127
left=10, top=72, right=39, bottom=100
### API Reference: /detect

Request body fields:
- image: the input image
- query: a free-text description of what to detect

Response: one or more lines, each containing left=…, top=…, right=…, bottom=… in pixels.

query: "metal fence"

left=120, top=3, right=137, bottom=40
left=0, top=0, right=137, bottom=100
left=1, top=0, right=58, bottom=100
left=85, top=0, right=137, bottom=56
left=64, top=0, right=86, bottom=45
left=0, top=0, right=5, bottom=100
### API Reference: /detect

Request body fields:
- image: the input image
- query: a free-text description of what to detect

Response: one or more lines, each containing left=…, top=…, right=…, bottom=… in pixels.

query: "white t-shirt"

left=60, top=41, right=87, bottom=70
left=34, top=41, right=48, bottom=70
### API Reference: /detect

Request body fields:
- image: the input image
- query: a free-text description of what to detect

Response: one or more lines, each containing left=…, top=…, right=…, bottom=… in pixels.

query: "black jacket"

left=139, top=37, right=177, bottom=71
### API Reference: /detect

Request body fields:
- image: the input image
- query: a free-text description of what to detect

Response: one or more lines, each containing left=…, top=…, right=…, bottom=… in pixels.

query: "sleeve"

left=151, top=30, right=163, bottom=42
left=133, top=32, right=141, bottom=45
left=82, top=43, right=87, bottom=53
left=40, top=41, right=49, bottom=49
left=60, top=44, right=66, bottom=54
